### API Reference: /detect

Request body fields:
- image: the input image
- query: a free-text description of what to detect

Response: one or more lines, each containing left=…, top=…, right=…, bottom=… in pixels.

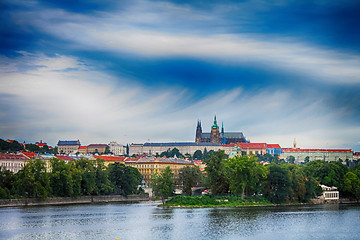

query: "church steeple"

left=212, top=115, right=219, bottom=129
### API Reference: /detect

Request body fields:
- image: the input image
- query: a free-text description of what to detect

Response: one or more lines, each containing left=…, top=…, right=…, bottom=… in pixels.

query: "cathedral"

left=195, top=115, right=247, bottom=144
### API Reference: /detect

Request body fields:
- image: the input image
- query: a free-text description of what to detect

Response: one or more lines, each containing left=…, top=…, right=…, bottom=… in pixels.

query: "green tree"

left=193, top=150, right=203, bottom=160
left=179, top=166, right=202, bottom=196
left=25, top=144, right=41, bottom=153
left=285, top=164, right=307, bottom=202
left=160, top=148, right=184, bottom=158
left=305, top=177, right=323, bottom=201
left=0, top=167, right=15, bottom=198
left=50, top=158, right=74, bottom=197
left=0, top=139, right=24, bottom=153
left=203, top=150, right=229, bottom=196
left=342, top=172, right=360, bottom=201
left=108, top=163, right=142, bottom=195
left=225, top=155, right=267, bottom=198
left=287, top=155, right=295, bottom=164
left=264, top=164, right=291, bottom=203
left=15, top=159, right=51, bottom=200
left=76, top=159, right=96, bottom=195
left=303, top=160, right=348, bottom=189
left=151, top=166, right=174, bottom=204
left=94, top=159, right=113, bottom=195
left=104, top=146, right=112, bottom=154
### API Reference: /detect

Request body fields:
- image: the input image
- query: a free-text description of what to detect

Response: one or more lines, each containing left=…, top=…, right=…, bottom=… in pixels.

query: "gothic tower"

left=195, top=120, right=202, bottom=143
left=210, top=115, right=220, bottom=144
left=221, top=122, right=225, bottom=144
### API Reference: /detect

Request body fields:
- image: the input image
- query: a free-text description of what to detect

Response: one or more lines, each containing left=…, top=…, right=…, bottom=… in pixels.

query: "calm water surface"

left=0, top=202, right=359, bottom=240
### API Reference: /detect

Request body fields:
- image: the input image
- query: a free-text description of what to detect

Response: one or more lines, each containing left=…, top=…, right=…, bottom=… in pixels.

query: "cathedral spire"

left=212, top=114, right=219, bottom=129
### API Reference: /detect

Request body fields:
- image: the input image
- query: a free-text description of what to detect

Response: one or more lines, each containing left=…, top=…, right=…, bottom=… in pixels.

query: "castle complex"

left=195, top=115, right=247, bottom=144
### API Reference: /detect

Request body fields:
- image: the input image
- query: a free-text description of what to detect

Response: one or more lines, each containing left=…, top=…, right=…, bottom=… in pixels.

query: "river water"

left=0, top=202, right=359, bottom=240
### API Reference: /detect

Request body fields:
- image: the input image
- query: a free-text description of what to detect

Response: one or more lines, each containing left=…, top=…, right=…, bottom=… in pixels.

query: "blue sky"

left=1, top=0, right=360, bottom=151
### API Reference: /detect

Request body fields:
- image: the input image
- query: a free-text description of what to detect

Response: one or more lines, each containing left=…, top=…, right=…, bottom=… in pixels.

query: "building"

left=320, top=185, right=339, bottom=202
left=283, top=148, right=353, bottom=164
left=109, top=142, right=126, bottom=156
left=196, top=115, right=246, bottom=144
left=77, top=146, right=87, bottom=154
left=223, top=143, right=282, bottom=157
left=93, top=155, right=128, bottom=166
left=54, top=155, right=73, bottom=163
left=129, top=142, right=223, bottom=156
left=266, top=144, right=283, bottom=155
left=35, top=140, right=52, bottom=149
left=125, top=156, right=193, bottom=186
left=57, top=140, right=81, bottom=154
left=354, top=152, right=360, bottom=161
left=223, top=143, right=267, bottom=156
left=0, top=153, right=29, bottom=173
left=87, top=144, right=108, bottom=154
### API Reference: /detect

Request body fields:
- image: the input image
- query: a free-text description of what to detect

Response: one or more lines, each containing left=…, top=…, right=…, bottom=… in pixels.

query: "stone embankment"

left=0, top=194, right=149, bottom=208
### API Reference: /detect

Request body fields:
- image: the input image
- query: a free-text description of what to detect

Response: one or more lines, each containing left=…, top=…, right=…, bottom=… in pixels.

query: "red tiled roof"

left=223, top=142, right=273, bottom=149
left=55, top=155, right=73, bottom=160
left=235, top=143, right=267, bottom=149
left=0, top=153, right=29, bottom=160
left=37, top=142, right=47, bottom=147
left=267, top=144, right=281, bottom=149
left=94, top=155, right=127, bottom=162
left=21, top=151, right=38, bottom=159
left=284, top=149, right=353, bottom=153
left=78, top=146, right=87, bottom=149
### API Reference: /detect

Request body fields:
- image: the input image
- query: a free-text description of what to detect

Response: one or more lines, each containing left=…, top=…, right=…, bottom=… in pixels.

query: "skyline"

left=1, top=0, right=360, bottom=151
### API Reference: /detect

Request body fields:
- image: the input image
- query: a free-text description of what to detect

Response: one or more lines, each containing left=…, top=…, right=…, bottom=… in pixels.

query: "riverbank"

left=0, top=194, right=150, bottom=208
left=161, top=195, right=359, bottom=208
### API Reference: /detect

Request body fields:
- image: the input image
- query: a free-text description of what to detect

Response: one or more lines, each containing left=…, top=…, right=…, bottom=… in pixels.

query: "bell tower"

left=210, top=115, right=220, bottom=144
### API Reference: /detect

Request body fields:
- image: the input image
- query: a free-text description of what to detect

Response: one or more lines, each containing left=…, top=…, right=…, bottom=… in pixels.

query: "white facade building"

left=283, top=148, right=353, bottom=164
left=109, top=141, right=126, bottom=156
left=129, top=142, right=224, bottom=156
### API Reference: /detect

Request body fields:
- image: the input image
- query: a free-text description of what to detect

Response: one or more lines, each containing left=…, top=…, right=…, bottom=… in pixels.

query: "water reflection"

left=0, top=203, right=359, bottom=240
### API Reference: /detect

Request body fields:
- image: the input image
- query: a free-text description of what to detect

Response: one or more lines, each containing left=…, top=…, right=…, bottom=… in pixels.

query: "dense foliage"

left=0, top=138, right=57, bottom=154
left=202, top=150, right=359, bottom=204
left=159, top=148, right=185, bottom=158
left=179, top=166, right=202, bottom=196
left=151, top=166, right=174, bottom=204
left=0, top=139, right=24, bottom=153
left=0, top=158, right=142, bottom=199
left=164, top=195, right=271, bottom=207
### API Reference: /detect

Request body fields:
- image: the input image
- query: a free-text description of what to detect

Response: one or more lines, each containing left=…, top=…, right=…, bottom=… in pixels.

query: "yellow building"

left=87, top=144, right=108, bottom=154
left=125, top=156, right=194, bottom=186
left=93, top=155, right=127, bottom=167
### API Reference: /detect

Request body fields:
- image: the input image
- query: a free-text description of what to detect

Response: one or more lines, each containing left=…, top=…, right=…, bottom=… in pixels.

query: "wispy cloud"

left=1, top=53, right=359, bottom=150
left=13, top=3, right=360, bottom=85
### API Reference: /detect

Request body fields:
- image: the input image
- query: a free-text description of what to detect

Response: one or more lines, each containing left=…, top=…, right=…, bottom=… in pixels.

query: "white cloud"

left=2, top=53, right=359, bottom=150
left=13, top=2, right=360, bottom=84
